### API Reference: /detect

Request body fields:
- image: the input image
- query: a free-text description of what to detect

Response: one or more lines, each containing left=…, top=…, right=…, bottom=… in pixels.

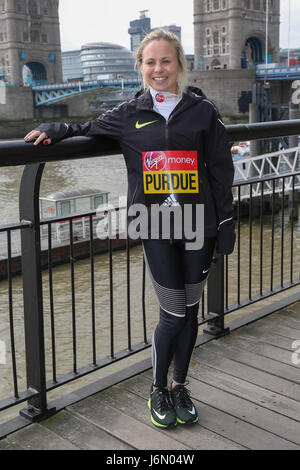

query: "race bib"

left=142, top=151, right=198, bottom=194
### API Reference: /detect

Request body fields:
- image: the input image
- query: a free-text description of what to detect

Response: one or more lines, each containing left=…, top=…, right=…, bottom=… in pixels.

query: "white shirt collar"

left=149, top=86, right=181, bottom=102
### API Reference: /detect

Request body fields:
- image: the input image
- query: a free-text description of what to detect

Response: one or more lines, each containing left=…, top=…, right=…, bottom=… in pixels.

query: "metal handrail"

left=1, top=119, right=300, bottom=167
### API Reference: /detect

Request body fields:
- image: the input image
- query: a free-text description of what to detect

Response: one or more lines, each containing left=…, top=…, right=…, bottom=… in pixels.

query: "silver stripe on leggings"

left=143, top=248, right=186, bottom=317
left=185, top=279, right=206, bottom=307
left=152, top=328, right=157, bottom=386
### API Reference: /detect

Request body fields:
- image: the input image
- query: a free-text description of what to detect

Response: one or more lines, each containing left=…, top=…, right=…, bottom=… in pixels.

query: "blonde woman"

left=25, top=30, right=235, bottom=429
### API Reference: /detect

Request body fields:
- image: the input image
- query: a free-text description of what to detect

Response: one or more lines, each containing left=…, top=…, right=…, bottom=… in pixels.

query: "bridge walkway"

left=0, top=301, right=300, bottom=450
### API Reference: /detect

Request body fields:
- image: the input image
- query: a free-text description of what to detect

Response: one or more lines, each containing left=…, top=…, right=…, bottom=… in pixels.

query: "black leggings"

left=142, top=237, right=216, bottom=388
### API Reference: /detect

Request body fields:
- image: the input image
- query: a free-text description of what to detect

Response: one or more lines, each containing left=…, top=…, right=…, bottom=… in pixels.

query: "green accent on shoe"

left=150, top=415, right=168, bottom=428
left=176, top=417, right=185, bottom=424
left=148, top=387, right=177, bottom=428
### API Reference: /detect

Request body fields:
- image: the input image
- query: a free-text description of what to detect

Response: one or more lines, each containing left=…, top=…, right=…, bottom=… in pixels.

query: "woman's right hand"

left=24, top=130, right=52, bottom=146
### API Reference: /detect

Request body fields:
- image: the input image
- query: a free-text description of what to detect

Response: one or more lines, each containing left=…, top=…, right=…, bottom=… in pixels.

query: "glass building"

left=62, top=50, right=83, bottom=82
left=80, top=42, right=137, bottom=82
left=128, top=10, right=151, bottom=54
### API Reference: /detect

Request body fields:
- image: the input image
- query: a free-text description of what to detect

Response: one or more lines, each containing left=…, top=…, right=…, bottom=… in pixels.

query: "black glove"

left=36, top=122, right=69, bottom=145
left=216, top=219, right=236, bottom=255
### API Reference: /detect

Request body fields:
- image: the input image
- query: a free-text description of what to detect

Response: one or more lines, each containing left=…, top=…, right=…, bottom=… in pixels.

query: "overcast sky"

left=59, top=0, right=300, bottom=54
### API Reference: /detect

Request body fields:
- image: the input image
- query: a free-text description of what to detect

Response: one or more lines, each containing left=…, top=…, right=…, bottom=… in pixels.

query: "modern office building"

left=80, top=42, right=137, bottom=81
left=128, top=11, right=182, bottom=54
left=158, top=24, right=181, bottom=41
left=62, top=50, right=83, bottom=82
left=128, top=10, right=151, bottom=54
left=194, top=0, right=280, bottom=71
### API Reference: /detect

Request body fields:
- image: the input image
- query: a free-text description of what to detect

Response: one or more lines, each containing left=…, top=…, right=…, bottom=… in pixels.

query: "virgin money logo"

left=144, top=151, right=167, bottom=171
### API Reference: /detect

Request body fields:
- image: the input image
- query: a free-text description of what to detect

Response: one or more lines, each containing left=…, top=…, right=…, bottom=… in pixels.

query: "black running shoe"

left=170, top=383, right=199, bottom=424
left=148, top=386, right=177, bottom=428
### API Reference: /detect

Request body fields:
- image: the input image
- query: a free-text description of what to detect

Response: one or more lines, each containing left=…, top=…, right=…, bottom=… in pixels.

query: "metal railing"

left=0, top=120, right=299, bottom=427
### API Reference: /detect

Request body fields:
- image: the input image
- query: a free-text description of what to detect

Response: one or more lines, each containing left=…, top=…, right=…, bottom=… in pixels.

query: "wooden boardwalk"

left=1, top=301, right=300, bottom=450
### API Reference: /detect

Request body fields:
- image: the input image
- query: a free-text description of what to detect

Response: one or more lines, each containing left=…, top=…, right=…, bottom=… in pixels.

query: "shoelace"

left=173, top=385, right=192, bottom=409
left=156, top=389, right=172, bottom=412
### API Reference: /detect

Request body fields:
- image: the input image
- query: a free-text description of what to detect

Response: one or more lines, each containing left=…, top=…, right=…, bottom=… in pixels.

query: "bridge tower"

left=194, top=0, right=280, bottom=71
left=0, top=0, right=62, bottom=86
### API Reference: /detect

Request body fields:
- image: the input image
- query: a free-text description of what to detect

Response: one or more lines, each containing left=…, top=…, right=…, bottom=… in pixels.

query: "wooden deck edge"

left=0, top=291, right=299, bottom=441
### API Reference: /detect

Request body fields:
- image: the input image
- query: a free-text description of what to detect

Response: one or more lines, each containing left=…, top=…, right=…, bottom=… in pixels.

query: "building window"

left=206, top=0, right=211, bottom=12
left=28, top=0, right=38, bottom=16
left=253, top=0, right=260, bottom=10
left=213, top=0, right=220, bottom=10
left=245, top=0, right=250, bottom=8
left=41, top=33, right=48, bottom=43
left=221, top=26, right=226, bottom=34
left=23, top=32, right=29, bottom=41
left=30, top=30, right=40, bottom=42
left=222, top=0, right=226, bottom=8
left=213, top=31, right=219, bottom=45
left=206, top=28, right=211, bottom=36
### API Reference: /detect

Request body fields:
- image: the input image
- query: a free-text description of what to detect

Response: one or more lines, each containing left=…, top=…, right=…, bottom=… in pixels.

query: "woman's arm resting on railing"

left=24, top=103, right=126, bottom=146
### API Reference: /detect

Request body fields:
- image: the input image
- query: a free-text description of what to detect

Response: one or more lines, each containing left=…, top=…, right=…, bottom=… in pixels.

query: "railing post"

left=19, top=163, right=56, bottom=422
left=204, top=254, right=230, bottom=338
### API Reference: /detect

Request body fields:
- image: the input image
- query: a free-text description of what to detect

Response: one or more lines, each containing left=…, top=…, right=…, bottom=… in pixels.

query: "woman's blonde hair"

left=136, top=29, right=188, bottom=95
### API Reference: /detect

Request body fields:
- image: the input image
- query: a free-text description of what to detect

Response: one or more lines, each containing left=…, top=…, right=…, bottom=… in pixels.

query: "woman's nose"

left=154, top=62, right=163, bottom=72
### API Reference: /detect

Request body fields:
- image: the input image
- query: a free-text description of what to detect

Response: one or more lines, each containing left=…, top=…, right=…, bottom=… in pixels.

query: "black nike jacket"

left=36, top=87, right=235, bottom=254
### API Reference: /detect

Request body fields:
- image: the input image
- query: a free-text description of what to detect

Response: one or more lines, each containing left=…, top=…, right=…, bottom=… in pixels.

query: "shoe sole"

left=177, top=416, right=199, bottom=424
left=148, top=399, right=177, bottom=428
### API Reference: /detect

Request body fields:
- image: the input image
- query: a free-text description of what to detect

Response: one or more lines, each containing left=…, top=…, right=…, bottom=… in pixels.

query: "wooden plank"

left=202, top=336, right=300, bottom=384
left=93, top=382, right=245, bottom=450
left=192, top=347, right=300, bottom=401
left=182, top=377, right=300, bottom=447
left=0, top=438, right=23, bottom=450
left=0, top=422, right=79, bottom=450
left=67, top=395, right=190, bottom=450
left=254, top=313, right=300, bottom=333
left=41, top=409, right=133, bottom=450
left=244, top=321, right=300, bottom=341
left=122, top=373, right=297, bottom=450
left=236, top=323, right=298, bottom=349
left=221, top=334, right=296, bottom=367
left=188, top=360, right=300, bottom=421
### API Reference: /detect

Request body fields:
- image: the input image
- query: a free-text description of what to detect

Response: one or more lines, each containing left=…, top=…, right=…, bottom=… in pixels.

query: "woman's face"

left=139, top=40, right=181, bottom=94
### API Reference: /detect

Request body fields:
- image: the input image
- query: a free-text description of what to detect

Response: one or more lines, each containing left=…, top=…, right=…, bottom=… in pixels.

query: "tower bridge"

left=32, top=79, right=141, bottom=106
